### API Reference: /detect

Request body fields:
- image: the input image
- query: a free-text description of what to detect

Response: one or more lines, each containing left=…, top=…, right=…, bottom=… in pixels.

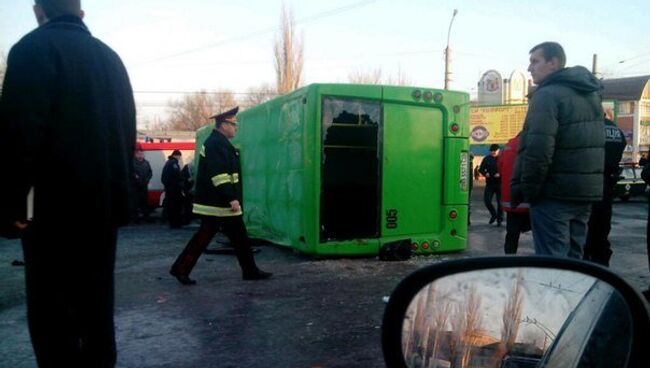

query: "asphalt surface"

left=1, top=183, right=649, bottom=367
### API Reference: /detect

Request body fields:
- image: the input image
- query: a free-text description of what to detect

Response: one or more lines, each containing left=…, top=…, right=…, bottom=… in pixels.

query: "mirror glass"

left=402, top=267, right=632, bottom=368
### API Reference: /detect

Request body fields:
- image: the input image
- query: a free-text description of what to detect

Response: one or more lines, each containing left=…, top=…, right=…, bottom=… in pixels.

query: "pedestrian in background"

left=181, top=161, right=195, bottom=225
left=584, top=117, right=626, bottom=266
left=133, top=146, right=153, bottom=223
left=511, top=42, right=604, bottom=258
left=0, top=0, right=136, bottom=366
left=499, top=134, right=530, bottom=254
left=162, top=149, right=184, bottom=228
left=479, top=144, right=503, bottom=226
left=639, top=150, right=649, bottom=167
left=170, top=107, right=272, bottom=285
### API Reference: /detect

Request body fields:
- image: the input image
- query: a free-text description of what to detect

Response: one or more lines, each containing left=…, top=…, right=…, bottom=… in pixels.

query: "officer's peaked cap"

left=211, top=106, right=239, bottom=123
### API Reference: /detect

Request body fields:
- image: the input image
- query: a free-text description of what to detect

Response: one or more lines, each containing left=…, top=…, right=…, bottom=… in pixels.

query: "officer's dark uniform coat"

left=193, top=130, right=242, bottom=217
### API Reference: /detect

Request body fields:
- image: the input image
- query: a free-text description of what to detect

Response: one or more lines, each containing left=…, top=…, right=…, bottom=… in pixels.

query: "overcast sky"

left=2, top=0, right=649, bottom=126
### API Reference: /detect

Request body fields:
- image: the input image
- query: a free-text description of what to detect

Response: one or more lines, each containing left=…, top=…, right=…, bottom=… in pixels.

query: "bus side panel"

left=193, top=125, right=212, bottom=189
left=269, top=98, right=306, bottom=248
left=437, top=137, right=469, bottom=251
left=301, top=87, right=320, bottom=254
left=237, top=95, right=308, bottom=249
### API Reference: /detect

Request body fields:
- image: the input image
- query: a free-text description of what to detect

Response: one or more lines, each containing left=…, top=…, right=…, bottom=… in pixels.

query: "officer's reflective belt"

left=192, top=203, right=242, bottom=217
left=211, top=173, right=240, bottom=187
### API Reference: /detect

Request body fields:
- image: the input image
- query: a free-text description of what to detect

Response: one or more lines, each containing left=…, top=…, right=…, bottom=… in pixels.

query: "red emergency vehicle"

left=136, top=141, right=195, bottom=208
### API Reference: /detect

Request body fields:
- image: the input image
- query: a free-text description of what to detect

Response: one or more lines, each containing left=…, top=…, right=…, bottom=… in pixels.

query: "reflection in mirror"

left=402, top=268, right=632, bottom=368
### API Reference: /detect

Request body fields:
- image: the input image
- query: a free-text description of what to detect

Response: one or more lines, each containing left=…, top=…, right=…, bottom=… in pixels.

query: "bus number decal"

left=386, top=209, right=398, bottom=229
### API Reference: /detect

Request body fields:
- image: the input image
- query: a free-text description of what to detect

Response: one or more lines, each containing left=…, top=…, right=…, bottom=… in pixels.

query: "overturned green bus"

left=196, top=84, right=470, bottom=256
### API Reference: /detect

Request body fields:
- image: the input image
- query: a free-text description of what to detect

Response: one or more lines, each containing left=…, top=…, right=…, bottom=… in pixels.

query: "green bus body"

left=195, top=84, right=470, bottom=256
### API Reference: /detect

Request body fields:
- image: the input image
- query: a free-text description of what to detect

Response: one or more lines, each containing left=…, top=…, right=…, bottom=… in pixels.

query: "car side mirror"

left=382, top=257, right=650, bottom=368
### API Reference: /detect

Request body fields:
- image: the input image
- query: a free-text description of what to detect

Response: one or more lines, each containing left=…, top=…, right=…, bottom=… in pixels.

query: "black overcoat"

left=0, top=15, right=136, bottom=234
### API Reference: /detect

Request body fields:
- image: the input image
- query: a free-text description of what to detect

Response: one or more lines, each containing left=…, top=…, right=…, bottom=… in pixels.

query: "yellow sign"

left=470, top=105, right=528, bottom=144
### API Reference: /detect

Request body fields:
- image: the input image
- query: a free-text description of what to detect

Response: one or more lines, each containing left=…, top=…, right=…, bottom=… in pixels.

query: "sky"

left=1, top=0, right=649, bottom=127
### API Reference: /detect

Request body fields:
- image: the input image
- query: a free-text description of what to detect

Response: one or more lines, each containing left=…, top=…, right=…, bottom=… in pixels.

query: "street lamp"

left=444, top=9, right=458, bottom=90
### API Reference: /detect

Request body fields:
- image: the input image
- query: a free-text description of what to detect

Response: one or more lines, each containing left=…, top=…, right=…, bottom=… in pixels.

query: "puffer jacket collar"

left=536, top=66, right=602, bottom=94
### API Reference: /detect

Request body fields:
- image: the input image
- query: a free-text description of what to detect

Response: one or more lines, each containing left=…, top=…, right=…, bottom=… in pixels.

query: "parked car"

left=615, top=164, right=647, bottom=201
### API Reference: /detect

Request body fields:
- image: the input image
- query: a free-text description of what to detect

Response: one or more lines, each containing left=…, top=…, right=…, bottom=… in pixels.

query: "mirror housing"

left=382, top=257, right=650, bottom=368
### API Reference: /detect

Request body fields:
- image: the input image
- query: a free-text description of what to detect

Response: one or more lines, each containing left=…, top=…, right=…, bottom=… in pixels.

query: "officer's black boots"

left=170, top=270, right=197, bottom=285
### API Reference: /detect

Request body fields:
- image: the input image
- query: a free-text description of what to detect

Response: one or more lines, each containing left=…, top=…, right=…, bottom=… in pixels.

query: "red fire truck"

left=136, top=141, right=195, bottom=208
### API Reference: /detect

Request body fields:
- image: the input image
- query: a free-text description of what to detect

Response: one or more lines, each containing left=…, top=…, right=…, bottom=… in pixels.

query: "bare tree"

left=449, top=304, right=465, bottom=368
left=411, top=286, right=429, bottom=355
left=501, top=272, right=524, bottom=352
left=429, top=300, right=452, bottom=367
left=243, top=83, right=278, bottom=108
left=274, top=4, right=304, bottom=94
left=348, top=66, right=411, bottom=86
left=348, top=68, right=383, bottom=84
left=166, top=90, right=236, bottom=131
left=450, top=285, right=483, bottom=368
left=385, top=66, right=412, bottom=86
left=459, top=286, right=483, bottom=367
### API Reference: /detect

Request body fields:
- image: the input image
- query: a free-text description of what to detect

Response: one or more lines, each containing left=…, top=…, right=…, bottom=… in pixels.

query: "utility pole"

left=592, top=54, right=598, bottom=76
left=444, top=9, right=459, bottom=90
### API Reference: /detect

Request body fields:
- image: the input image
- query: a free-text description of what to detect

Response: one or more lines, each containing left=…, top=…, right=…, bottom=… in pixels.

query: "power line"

left=133, top=90, right=279, bottom=95
left=617, top=51, right=650, bottom=64
left=138, top=0, right=381, bottom=65
left=156, top=48, right=443, bottom=67
left=599, top=50, right=650, bottom=69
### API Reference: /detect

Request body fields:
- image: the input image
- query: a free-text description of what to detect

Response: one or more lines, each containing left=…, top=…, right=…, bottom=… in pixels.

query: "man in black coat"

left=584, top=117, right=626, bottom=266
left=162, top=150, right=184, bottom=228
left=0, top=1, right=136, bottom=366
left=170, top=107, right=272, bottom=285
left=479, top=144, right=503, bottom=226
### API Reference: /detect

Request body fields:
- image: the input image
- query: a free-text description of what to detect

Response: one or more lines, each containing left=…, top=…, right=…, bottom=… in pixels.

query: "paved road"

left=1, top=184, right=648, bottom=367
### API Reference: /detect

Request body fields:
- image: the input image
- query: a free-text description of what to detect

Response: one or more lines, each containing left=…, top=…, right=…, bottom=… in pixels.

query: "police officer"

left=584, top=117, right=626, bottom=266
left=170, top=107, right=272, bottom=285
left=162, top=149, right=184, bottom=228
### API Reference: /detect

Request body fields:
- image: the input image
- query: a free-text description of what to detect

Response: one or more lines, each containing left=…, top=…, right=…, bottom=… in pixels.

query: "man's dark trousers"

left=171, top=215, right=257, bottom=277
left=484, top=184, right=503, bottom=221
left=164, top=189, right=184, bottom=228
left=584, top=182, right=615, bottom=266
left=504, top=211, right=531, bottom=254
left=21, top=222, right=117, bottom=368
left=133, top=184, right=149, bottom=220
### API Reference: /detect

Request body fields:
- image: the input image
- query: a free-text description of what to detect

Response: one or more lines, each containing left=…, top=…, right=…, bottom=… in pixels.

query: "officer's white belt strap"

left=211, top=173, right=240, bottom=187
left=192, top=203, right=242, bottom=217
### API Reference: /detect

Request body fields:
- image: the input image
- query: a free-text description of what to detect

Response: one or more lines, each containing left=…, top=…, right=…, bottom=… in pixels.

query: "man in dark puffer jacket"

left=511, top=42, right=605, bottom=258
